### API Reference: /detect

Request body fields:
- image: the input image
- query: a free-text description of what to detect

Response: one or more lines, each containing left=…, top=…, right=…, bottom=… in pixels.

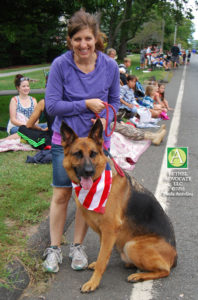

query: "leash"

left=95, top=102, right=117, bottom=137
left=95, top=102, right=125, bottom=177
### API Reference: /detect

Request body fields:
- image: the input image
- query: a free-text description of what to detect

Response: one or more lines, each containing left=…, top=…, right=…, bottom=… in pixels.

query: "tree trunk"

left=118, top=0, right=133, bottom=60
left=161, top=18, right=165, bottom=50
left=106, top=6, right=121, bottom=49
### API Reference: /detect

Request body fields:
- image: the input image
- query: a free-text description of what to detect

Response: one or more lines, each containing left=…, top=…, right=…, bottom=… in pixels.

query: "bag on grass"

left=17, top=125, right=51, bottom=150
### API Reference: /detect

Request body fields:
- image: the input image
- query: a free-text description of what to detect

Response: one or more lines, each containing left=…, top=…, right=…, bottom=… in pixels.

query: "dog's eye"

left=73, top=150, right=83, bottom=159
left=90, top=151, right=97, bottom=158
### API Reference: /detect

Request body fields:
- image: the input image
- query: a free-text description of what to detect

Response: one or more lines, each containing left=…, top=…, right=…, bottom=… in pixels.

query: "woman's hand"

left=85, top=98, right=105, bottom=113
left=91, top=118, right=106, bottom=129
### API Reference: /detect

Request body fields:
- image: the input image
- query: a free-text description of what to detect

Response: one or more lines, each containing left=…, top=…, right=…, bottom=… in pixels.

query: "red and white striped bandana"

left=72, top=163, right=112, bottom=214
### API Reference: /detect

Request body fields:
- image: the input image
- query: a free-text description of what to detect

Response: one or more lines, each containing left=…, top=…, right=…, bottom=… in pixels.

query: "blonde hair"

left=66, top=10, right=105, bottom=51
left=145, top=85, right=156, bottom=97
left=124, top=57, right=131, bottom=63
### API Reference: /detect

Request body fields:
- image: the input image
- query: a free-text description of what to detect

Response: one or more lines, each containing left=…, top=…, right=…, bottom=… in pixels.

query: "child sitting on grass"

left=140, top=85, right=170, bottom=120
left=117, top=75, right=139, bottom=120
left=155, top=83, right=173, bottom=111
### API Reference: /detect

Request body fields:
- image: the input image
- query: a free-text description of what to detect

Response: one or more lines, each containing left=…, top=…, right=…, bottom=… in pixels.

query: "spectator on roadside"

left=140, top=47, right=147, bottom=69
left=119, top=67, right=127, bottom=86
left=154, top=83, right=173, bottom=112
left=106, top=48, right=117, bottom=59
left=182, top=49, right=186, bottom=65
left=150, top=53, right=170, bottom=71
left=171, top=43, right=180, bottom=68
left=140, top=85, right=170, bottom=119
left=164, top=51, right=172, bottom=69
left=43, top=9, right=120, bottom=274
left=7, top=74, right=38, bottom=135
left=0, top=99, right=54, bottom=146
left=187, top=50, right=191, bottom=64
left=119, top=57, right=132, bottom=85
left=119, top=57, right=131, bottom=76
left=117, top=75, right=138, bottom=120
left=145, top=45, right=152, bottom=67
left=111, top=120, right=166, bottom=146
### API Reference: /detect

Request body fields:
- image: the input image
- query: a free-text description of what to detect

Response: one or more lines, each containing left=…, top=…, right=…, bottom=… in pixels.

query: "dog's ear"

left=88, top=119, right=103, bottom=145
left=60, top=121, right=78, bottom=146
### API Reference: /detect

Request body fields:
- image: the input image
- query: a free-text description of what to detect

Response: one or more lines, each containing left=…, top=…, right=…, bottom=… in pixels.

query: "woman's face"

left=71, top=27, right=97, bottom=60
left=17, top=80, right=30, bottom=95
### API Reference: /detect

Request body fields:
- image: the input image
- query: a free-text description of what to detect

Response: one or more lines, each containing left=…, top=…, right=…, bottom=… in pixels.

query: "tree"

left=0, top=0, right=66, bottom=67
left=0, top=0, right=197, bottom=67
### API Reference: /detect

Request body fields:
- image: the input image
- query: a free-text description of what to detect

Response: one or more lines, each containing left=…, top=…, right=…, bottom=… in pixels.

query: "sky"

left=188, top=0, right=198, bottom=40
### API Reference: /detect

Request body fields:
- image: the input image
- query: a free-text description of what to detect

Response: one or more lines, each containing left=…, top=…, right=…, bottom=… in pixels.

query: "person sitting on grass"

left=0, top=99, right=54, bottom=145
left=140, top=85, right=170, bottom=120
left=117, top=75, right=139, bottom=120
left=119, top=57, right=131, bottom=76
left=150, top=53, right=170, bottom=71
left=106, top=48, right=117, bottom=60
left=7, top=74, right=38, bottom=135
left=155, top=83, right=173, bottom=111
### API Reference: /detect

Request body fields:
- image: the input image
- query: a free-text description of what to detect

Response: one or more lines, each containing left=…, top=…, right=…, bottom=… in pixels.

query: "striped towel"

left=72, top=163, right=112, bottom=214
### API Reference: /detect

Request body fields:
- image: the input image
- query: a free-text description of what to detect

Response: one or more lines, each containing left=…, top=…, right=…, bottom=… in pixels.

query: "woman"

left=1, top=99, right=52, bottom=145
left=7, top=74, right=37, bottom=135
left=43, top=10, right=120, bottom=273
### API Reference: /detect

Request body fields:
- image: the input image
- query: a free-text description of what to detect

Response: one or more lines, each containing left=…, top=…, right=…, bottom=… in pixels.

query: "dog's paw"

left=127, top=273, right=144, bottom=283
left=81, top=280, right=98, bottom=293
left=88, top=261, right=96, bottom=270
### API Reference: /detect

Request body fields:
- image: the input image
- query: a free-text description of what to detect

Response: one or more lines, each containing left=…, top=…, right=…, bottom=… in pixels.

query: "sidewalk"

left=0, top=89, right=45, bottom=96
left=0, top=67, right=50, bottom=78
left=0, top=67, right=49, bottom=96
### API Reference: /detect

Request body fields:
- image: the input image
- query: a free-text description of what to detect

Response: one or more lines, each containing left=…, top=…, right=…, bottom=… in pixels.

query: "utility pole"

left=161, top=18, right=165, bottom=50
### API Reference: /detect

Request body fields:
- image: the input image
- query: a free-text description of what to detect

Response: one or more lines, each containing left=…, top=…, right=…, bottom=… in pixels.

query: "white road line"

left=130, top=64, right=187, bottom=300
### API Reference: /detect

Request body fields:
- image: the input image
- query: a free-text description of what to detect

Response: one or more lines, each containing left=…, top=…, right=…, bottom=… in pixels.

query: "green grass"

left=0, top=64, right=50, bottom=74
left=127, top=54, right=172, bottom=83
left=0, top=69, right=49, bottom=90
left=0, top=151, right=52, bottom=287
left=0, top=65, right=52, bottom=287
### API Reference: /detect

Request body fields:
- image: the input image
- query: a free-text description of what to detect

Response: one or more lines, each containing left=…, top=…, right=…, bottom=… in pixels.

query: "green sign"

left=167, top=147, right=188, bottom=168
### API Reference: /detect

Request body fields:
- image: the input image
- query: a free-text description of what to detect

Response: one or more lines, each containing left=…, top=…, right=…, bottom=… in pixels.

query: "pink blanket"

left=110, top=132, right=151, bottom=171
left=0, top=138, right=35, bottom=153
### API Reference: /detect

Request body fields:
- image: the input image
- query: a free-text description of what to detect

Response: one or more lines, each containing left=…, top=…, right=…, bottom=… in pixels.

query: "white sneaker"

left=43, top=247, right=62, bottom=273
left=69, top=244, right=88, bottom=270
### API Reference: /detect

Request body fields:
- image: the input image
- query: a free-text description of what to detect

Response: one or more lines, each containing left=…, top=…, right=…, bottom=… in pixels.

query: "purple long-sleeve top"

left=45, top=50, right=120, bottom=145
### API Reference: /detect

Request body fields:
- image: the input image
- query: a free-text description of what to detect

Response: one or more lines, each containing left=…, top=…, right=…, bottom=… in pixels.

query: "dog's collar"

left=72, top=163, right=112, bottom=214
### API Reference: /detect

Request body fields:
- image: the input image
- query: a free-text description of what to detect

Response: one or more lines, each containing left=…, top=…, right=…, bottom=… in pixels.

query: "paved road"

left=0, top=67, right=49, bottom=95
left=21, top=55, right=198, bottom=300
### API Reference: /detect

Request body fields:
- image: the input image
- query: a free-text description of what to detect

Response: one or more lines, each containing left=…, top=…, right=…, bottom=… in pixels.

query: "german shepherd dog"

left=60, top=119, right=177, bottom=293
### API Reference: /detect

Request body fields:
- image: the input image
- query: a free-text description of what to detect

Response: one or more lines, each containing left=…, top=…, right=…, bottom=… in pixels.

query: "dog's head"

left=60, top=119, right=107, bottom=189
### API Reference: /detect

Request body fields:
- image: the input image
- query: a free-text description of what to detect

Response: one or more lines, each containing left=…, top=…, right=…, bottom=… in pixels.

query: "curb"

left=0, top=195, right=76, bottom=300
left=0, top=89, right=45, bottom=96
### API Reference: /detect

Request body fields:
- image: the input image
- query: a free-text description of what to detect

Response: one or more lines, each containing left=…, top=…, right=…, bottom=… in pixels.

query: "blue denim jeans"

left=51, top=143, right=72, bottom=188
left=10, top=126, right=19, bottom=134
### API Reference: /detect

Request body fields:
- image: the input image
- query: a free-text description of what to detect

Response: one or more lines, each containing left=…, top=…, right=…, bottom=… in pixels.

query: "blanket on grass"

left=0, top=138, right=35, bottom=153
left=110, top=132, right=151, bottom=171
